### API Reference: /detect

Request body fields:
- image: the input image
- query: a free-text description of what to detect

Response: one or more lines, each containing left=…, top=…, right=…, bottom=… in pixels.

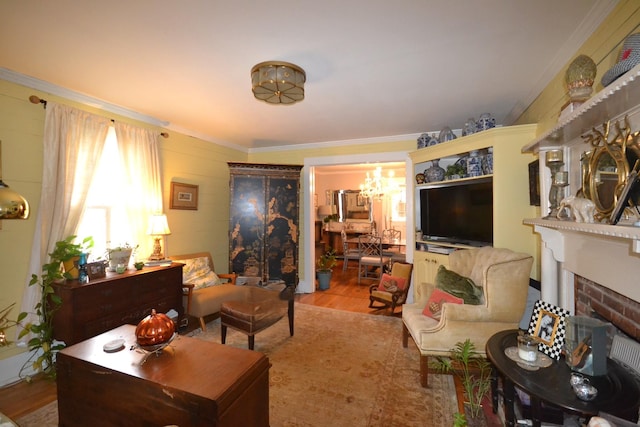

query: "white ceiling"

left=0, top=1, right=616, bottom=152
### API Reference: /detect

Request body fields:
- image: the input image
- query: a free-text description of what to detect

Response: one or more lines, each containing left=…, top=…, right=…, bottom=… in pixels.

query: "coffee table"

left=57, top=324, right=270, bottom=426
left=486, top=329, right=640, bottom=427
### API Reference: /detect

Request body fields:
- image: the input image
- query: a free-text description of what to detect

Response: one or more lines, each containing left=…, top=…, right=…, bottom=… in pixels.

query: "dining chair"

left=358, top=234, right=391, bottom=284
left=341, top=229, right=361, bottom=271
left=382, top=228, right=404, bottom=263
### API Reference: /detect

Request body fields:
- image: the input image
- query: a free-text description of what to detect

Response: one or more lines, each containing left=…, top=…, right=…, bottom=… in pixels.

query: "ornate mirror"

left=582, top=116, right=640, bottom=221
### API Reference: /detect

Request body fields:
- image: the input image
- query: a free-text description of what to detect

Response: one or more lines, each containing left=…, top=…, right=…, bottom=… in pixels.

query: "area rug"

left=190, top=304, right=457, bottom=426
left=15, top=304, right=457, bottom=427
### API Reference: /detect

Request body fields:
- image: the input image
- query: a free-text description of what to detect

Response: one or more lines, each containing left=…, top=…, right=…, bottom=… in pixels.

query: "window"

left=76, top=126, right=134, bottom=261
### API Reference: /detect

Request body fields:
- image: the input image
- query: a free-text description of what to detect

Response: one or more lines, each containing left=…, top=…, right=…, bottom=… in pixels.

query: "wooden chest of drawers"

left=52, top=263, right=184, bottom=345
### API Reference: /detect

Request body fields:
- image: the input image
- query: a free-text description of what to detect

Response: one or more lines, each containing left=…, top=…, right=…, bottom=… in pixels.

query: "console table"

left=486, top=329, right=640, bottom=426
left=52, top=263, right=184, bottom=345
left=57, top=324, right=270, bottom=426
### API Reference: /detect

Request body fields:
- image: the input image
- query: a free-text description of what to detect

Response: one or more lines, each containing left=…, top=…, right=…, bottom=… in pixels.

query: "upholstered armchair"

left=402, top=246, right=533, bottom=387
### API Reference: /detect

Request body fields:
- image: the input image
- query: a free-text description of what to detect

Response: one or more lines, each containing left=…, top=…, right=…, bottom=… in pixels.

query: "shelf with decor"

left=522, top=62, right=640, bottom=251
left=409, top=124, right=539, bottom=285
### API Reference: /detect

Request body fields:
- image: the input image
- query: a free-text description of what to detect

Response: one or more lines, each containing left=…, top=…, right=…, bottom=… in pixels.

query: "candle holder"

left=545, top=150, right=569, bottom=219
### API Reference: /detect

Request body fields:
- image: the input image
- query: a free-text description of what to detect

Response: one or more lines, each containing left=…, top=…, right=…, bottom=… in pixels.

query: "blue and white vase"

left=476, top=113, right=496, bottom=132
left=417, top=133, right=430, bottom=149
left=463, top=118, right=476, bottom=136
left=467, top=150, right=483, bottom=177
left=425, top=159, right=445, bottom=182
left=482, top=147, right=493, bottom=174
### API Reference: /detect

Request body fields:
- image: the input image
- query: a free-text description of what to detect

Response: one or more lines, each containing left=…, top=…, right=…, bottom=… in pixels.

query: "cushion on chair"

left=174, top=256, right=222, bottom=289
left=423, top=288, right=464, bottom=320
left=435, top=265, right=483, bottom=304
left=377, top=273, right=407, bottom=292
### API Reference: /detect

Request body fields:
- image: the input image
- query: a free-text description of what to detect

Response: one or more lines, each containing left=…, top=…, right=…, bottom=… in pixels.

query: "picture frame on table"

left=526, top=300, right=570, bottom=360
left=170, top=182, right=199, bottom=210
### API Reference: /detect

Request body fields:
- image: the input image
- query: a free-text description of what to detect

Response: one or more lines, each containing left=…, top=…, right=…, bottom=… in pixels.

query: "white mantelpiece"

left=523, top=63, right=640, bottom=313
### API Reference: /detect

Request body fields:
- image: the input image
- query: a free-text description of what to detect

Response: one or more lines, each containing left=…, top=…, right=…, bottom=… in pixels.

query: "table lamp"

left=147, top=213, right=171, bottom=260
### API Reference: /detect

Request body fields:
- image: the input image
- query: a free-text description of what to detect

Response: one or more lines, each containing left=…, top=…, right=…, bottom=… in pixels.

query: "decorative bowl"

left=573, top=383, right=597, bottom=401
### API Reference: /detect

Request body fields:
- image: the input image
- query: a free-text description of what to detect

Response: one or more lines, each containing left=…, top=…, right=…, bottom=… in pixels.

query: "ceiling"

left=0, top=1, right=616, bottom=152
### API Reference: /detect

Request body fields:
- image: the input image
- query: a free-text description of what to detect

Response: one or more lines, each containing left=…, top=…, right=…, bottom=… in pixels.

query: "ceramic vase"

left=476, top=113, right=495, bottom=132
left=482, top=148, right=493, bottom=174
left=467, top=150, right=483, bottom=177
left=425, top=159, right=445, bottom=182
left=417, top=133, right=429, bottom=149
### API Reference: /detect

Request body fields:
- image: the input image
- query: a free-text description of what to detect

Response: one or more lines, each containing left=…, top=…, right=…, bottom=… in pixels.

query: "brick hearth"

left=575, top=275, right=640, bottom=341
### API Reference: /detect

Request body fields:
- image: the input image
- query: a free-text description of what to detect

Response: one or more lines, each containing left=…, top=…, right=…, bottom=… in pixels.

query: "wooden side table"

left=486, top=329, right=640, bottom=427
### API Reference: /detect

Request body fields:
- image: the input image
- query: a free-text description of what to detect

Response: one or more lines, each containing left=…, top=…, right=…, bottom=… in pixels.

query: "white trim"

left=249, top=134, right=421, bottom=154
left=300, top=151, right=412, bottom=294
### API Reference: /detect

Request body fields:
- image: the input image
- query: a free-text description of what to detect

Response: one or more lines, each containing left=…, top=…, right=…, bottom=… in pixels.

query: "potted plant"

left=15, top=235, right=93, bottom=380
left=445, top=163, right=466, bottom=180
left=316, top=248, right=337, bottom=291
left=431, top=339, right=492, bottom=426
left=49, top=235, right=94, bottom=280
left=106, top=243, right=138, bottom=272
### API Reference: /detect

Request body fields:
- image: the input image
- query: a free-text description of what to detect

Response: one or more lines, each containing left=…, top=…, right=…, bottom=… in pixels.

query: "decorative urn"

left=135, top=309, right=175, bottom=347
left=565, top=55, right=597, bottom=102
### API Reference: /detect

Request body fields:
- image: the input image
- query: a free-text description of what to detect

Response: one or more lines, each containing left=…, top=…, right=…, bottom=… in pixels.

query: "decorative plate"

left=504, top=346, right=553, bottom=371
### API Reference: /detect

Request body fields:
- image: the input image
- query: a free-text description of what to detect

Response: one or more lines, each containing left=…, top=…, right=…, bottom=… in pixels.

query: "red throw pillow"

left=423, top=288, right=464, bottom=320
left=377, top=273, right=407, bottom=293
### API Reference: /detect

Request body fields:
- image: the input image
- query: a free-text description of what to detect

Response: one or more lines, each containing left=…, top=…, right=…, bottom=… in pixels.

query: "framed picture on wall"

left=529, top=160, right=541, bottom=206
left=170, top=182, right=199, bottom=210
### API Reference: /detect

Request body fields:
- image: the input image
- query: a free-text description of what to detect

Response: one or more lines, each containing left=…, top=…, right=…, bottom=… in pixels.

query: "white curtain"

left=114, top=122, right=163, bottom=258
left=18, top=105, right=164, bottom=337
left=19, top=103, right=110, bottom=329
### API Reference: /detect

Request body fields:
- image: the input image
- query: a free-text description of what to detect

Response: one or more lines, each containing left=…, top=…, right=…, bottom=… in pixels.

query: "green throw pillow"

left=435, top=265, right=483, bottom=305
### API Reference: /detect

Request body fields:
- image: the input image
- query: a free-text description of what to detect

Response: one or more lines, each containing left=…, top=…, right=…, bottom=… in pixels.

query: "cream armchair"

left=402, top=246, right=533, bottom=387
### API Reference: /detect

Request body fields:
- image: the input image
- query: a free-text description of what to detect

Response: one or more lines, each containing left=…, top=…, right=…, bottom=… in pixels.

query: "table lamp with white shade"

left=147, top=214, right=171, bottom=260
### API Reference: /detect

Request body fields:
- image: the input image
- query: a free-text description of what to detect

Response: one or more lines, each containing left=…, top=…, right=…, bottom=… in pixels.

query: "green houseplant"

left=105, top=242, right=138, bottom=271
left=49, top=235, right=94, bottom=279
left=431, top=339, right=492, bottom=425
left=316, top=248, right=337, bottom=291
left=16, top=235, right=93, bottom=380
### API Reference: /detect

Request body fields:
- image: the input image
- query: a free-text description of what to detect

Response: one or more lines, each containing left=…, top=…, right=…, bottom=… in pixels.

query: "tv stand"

left=410, top=125, right=539, bottom=286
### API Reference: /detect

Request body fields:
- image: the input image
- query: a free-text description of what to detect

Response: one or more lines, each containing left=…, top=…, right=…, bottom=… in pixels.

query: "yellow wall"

left=515, top=1, right=640, bottom=134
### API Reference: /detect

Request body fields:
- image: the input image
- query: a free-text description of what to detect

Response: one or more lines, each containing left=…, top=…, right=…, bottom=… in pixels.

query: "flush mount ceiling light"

left=251, top=61, right=306, bottom=105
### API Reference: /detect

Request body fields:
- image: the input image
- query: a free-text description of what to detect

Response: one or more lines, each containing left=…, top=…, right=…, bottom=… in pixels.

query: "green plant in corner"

left=431, top=339, right=492, bottom=424
left=16, top=235, right=93, bottom=381
left=316, top=248, right=337, bottom=272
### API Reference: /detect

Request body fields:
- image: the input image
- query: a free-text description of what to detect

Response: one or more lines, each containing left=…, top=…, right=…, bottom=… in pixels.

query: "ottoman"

left=221, top=283, right=295, bottom=350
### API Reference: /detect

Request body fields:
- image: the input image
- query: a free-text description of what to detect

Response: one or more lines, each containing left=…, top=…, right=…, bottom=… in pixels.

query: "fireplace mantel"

left=522, top=63, right=640, bottom=313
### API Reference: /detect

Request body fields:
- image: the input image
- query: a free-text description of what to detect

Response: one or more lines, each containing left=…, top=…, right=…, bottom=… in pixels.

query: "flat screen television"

left=419, top=177, right=493, bottom=247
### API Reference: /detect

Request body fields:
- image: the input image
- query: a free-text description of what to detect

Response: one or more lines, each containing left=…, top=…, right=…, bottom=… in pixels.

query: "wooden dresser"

left=52, top=263, right=184, bottom=346
left=57, top=324, right=270, bottom=427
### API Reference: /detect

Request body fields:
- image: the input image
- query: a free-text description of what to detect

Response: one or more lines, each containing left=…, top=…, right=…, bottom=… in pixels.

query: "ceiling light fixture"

left=0, top=141, right=29, bottom=220
left=251, top=61, right=306, bottom=105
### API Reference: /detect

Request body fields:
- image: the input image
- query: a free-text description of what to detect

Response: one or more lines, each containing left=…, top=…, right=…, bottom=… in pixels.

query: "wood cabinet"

left=52, top=264, right=184, bottom=346
left=410, top=125, right=539, bottom=285
left=228, top=162, right=302, bottom=283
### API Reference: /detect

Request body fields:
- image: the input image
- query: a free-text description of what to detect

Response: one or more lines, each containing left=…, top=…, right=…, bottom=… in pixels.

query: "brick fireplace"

left=575, top=275, right=640, bottom=341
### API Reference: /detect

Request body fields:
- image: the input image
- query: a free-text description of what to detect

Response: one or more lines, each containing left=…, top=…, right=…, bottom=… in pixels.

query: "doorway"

left=300, top=152, right=412, bottom=294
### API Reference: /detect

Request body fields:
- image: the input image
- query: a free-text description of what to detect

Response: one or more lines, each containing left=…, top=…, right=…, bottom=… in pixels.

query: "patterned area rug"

left=16, top=304, right=457, bottom=427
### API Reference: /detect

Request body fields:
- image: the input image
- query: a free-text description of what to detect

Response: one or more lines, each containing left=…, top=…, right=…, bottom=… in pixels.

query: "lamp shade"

left=318, top=205, right=334, bottom=216
left=147, top=214, right=171, bottom=236
left=251, top=61, right=306, bottom=104
left=0, top=181, right=29, bottom=219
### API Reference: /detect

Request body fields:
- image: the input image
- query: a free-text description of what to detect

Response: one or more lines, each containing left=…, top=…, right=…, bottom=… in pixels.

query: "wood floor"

left=0, top=260, right=400, bottom=421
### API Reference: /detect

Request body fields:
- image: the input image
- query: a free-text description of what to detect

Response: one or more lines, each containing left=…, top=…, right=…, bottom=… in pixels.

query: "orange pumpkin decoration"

left=135, top=309, right=175, bottom=347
